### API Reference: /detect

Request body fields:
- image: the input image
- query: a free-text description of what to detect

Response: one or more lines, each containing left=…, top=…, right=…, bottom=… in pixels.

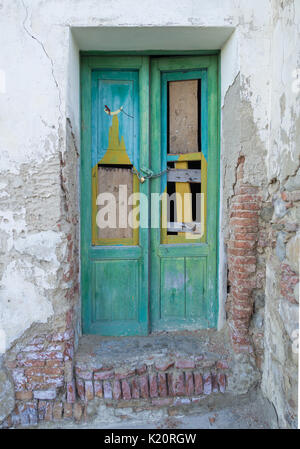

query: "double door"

left=81, top=55, right=218, bottom=335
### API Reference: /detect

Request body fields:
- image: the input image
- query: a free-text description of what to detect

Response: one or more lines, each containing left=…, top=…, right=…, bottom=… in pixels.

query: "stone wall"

left=261, top=0, right=300, bottom=429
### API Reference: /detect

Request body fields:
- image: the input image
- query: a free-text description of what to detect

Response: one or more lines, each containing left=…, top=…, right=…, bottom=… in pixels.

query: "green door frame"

left=80, top=53, right=220, bottom=335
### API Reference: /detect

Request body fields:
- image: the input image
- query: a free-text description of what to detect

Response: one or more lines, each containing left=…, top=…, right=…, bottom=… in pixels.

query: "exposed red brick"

left=155, top=361, right=174, bottom=371
left=185, top=372, right=194, bottom=396
left=44, top=402, right=53, bottom=421
left=231, top=211, right=259, bottom=219
left=233, top=225, right=259, bottom=233
left=103, top=381, right=113, bottom=399
left=149, top=373, right=158, bottom=398
left=5, top=361, right=17, bottom=369
left=175, top=358, right=195, bottom=369
left=94, top=370, right=114, bottom=381
left=217, top=373, right=226, bottom=393
left=136, top=364, right=147, bottom=375
left=131, top=378, right=140, bottom=399
left=232, top=194, right=261, bottom=203
left=24, top=366, right=63, bottom=377
left=228, top=247, right=255, bottom=257
left=73, top=402, right=83, bottom=422
left=53, top=402, right=63, bottom=420
left=46, top=360, right=63, bottom=368
left=232, top=306, right=253, bottom=320
left=167, top=373, right=174, bottom=396
left=194, top=372, right=203, bottom=395
left=63, top=402, right=73, bottom=418
left=94, top=381, right=103, bottom=398
left=12, top=368, right=27, bottom=391
left=85, top=381, right=94, bottom=401
left=280, top=264, right=299, bottom=304
left=139, top=375, right=149, bottom=399
left=15, top=391, right=33, bottom=400
left=121, top=380, right=131, bottom=400
left=216, top=360, right=229, bottom=370
left=230, top=214, right=259, bottom=223
left=33, top=389, right=56, bottom=400
left=231, top=202, right=261, bottom=211
left=235, top=186, right=259, bottom=195
left=64, top=342, right=74, bottom=361
left=203, top=372, right=212, bottom=395
left=75, top=367, right=93, bottom=380
left=158, top=373, right=168, bottom=398
left=113, top=380, right=122, bottom=400
left=228, top=240, right=256, bottom=249
left=66, top=381, right=76, bottom=403
left=171, top=372, right=185, bottom=397
left=18, top=359, right=45, bottom=368
left=234, top=233, right=257, bottom=242
left=212, top=374, right=219, bottom=393
left=76, top=379, right=85, bottom=400
left=233, top=264, right=256, bottom=273
left=115, top=368, right=135, bottom=380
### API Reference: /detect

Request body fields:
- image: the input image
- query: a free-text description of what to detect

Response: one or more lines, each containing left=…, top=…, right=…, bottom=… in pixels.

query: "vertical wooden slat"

left=174, top=161, right=193, bottom=237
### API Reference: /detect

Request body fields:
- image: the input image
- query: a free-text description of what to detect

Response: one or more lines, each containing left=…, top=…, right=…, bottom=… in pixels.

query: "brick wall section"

left=1, top=310, right=76, bottom=428
left=227, top=156, right=263, bottom=354
left=1, top=355, right=229, bottom=427
left=74, top=357, right=228, bottom=404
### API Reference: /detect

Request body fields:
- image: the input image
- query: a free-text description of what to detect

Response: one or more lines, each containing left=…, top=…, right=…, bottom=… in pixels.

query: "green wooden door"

left=150, top=56, right=219, bottom=331
left=81, top=55, right=218, bottom=335
left=81, top=56, right=150, bottom=336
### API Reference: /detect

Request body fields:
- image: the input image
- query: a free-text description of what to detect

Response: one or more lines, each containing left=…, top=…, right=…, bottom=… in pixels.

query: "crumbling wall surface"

left=261, top=0, right=300, bottom=429
left=0, top=0, right=79, bottom=424
left=220, top=0, right=272, bottom=393
left=221, top=1, right=299, bottom=427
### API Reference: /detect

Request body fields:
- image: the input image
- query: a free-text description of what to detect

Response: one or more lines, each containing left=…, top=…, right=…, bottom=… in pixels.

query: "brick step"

left=73, top=362, right=228, bottom=403
left=2, top=332, right=232, bottom=427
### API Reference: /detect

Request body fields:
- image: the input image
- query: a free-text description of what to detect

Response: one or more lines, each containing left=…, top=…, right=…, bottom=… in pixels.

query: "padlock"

left=140, top=176, right=145, bottom=183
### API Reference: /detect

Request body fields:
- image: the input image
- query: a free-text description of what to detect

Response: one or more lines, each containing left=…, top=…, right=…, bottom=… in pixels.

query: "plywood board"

left=169, top=79, right=198, bottom=154
left=167, top=168, right=201, bottom=183
left=97, top=166, right=133, bottom=239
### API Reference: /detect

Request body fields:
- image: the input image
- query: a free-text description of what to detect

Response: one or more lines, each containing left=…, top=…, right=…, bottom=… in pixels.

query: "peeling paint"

left=0, top=260, right=54, bottom=348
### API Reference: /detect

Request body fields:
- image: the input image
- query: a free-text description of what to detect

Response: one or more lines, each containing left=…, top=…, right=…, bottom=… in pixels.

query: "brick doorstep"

left=1, top=357, right=229, bottom=427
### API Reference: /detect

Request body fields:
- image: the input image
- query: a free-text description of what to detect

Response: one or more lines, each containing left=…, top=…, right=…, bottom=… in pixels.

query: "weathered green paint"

left=150, top=56, right=219, bottom=331
left=81, top=55, right=219, bottom=335
left=81, top=56, right=149, bottom=336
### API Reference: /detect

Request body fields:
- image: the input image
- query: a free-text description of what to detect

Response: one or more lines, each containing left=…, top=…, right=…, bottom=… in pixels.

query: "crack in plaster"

left=21, top=0, right=63, bottom=123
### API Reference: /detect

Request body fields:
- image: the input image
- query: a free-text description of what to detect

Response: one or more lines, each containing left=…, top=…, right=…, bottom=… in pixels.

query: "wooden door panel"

left=93, top=260, right=139, bottom=323
left=150, top=56, right=219, bottom=331
left=160, top=258, right=185, bottom=318
left=81, top=56, right=149, bottom=336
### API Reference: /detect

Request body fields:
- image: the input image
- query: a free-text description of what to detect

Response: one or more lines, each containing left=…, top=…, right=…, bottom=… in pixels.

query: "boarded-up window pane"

left=168, top=79, right=199, bottom=154
left=97, top=165, right=133, bottom=239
